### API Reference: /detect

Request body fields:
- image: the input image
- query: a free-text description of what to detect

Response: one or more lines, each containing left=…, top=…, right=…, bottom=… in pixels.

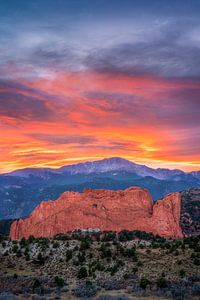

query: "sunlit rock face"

left=10, top=186, right=184, bottom=240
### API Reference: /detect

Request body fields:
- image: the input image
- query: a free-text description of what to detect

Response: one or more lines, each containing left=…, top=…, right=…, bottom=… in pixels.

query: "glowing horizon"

left=2, top=155, right=200, bottom=175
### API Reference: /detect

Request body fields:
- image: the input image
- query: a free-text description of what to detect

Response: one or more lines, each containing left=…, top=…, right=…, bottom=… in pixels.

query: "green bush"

left=132, top=267, right=138, bottom=274
left=179, top=269, right=186, bottom=277
left=157, top=276, right=167, bottom=288
left=19, top=237, right=26, bottom=248
left=66, top=249, right=73, bottom=262
left=36, top=252, right=45, bottom=265
left=193, top=258, right=200, bottom=266
left=55, top=276, right=65, bottom=287
left=77, top=266, right=88, bottom=279
left=12, top=244, right=19, bottom=253
left=27, top=235, right=35, bottom=244
left=102, top=231, right=116, bottom=242
left=25, top=253, right=30, bottom=261
left=16, top=249, right=22, bottom=257
left=80, top=239, right=91, bottom=250
left=53, top=242, right=59, bottom=248
left=54, top=234, right=69, bottom=241
left=124, top=247, right=136, bottom=258
left=137, top=261, right=143, bottom=267
left=139, top=277, right=150, bottom=289
left=77, top=252, right=86, bottom=263
left=1, top=241, right=6, bottom=248
left=95, top=262, right=105, bottom=271
left=106, top=263, right=119, bottom=276
left=33, top=278, right=41, bottom=290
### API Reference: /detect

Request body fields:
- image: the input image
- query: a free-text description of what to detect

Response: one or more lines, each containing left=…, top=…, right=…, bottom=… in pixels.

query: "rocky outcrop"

left=10, top=186, right=184, bottom=240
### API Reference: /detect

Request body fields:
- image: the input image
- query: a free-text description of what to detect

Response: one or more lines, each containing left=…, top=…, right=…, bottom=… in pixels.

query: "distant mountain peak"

left=3, top=156, right=199, bottom=181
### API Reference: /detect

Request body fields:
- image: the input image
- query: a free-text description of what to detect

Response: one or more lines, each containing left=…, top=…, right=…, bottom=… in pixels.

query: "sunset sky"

left=0, top=0, right=200, bottom=173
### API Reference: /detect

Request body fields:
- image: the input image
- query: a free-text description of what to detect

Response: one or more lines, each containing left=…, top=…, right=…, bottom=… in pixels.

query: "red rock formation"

left=10, top=187, right=183, bottom=240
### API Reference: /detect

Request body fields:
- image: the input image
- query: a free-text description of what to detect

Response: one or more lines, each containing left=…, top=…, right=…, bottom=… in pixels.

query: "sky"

left=0, top=0, right=200, bottom=173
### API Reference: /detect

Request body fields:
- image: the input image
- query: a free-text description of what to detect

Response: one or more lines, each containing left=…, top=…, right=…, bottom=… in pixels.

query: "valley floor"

left=0, top=231, right=200, bottom=299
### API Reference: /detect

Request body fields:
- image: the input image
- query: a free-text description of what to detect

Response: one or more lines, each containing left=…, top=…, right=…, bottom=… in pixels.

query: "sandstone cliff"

left=10, top=187, right=183, bottom=240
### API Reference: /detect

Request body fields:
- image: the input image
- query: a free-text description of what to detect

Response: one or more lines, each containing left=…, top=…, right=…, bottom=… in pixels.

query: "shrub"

left=174, top=250, right=179, bottom=256
left=24, top=247, right=29, bottom=256
left=157, top=276, right=167, bottom=288
left=77, top=252, right=86, bottom=263
left=89, top=252, right=93, bottom=259
left=55, top=276, right=65, bottom=287
left=54, top=234, right=69, bottom=241
left=27, top=235, right=35, bottom=244
left=193, top=258, right=200, bottom=266
left=16, top=249, right=22, bottom=257
left=102, top=232, right=116, bottom=242
left=66, top=249, right=73, bottom=262
left=36, top=252, right=45, bottom=265
left=118, top=230, right=134, bottom=242
left=95, top=262, right=105, bottom=271
left=132, top=267, right=138, bottom=274
left=110, top=264, right=119, bottom=276
left=19, top=237, right=26, bottom=248
left=25, top=253, right=30, bottom=261
left=191, top=252, right=196, bottom=259
left=177, top=259, right=182, bottom=265
left=137, top=261, right=143, bottom=267
left=53, top=242, right=59, bottom=248
left=33, top=278, right=41, bottom=290
left=12, top=244, right=18, bottom=253
left=80, top=239, right=91, bottom=250
left=179, top=269, right=186, bottom=277
left=1, top=241, right=6, bottom=248
left=101, top=248, right=112, bottom=258
left=139, top=277, right=150, bottom=289
left=124, top=247, right=136, bottom=258
left=78, top=266, right=88, bottom=279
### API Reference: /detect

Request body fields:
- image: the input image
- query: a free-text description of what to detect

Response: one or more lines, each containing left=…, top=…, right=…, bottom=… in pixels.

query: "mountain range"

left=6, top=157, right=200, bottom=180
left=0, top=157, right=199, bottom=220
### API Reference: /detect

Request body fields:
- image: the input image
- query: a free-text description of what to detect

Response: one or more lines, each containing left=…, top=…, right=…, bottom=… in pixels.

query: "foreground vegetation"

left=0, top=230, right=200, bottom=299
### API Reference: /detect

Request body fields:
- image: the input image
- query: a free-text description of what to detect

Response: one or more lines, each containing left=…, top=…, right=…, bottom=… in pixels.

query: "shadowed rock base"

left=10, top=186, right=183, bottom=240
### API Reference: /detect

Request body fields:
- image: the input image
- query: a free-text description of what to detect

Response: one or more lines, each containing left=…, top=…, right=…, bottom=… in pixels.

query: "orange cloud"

left=0, top=72, right=199, bottom=173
